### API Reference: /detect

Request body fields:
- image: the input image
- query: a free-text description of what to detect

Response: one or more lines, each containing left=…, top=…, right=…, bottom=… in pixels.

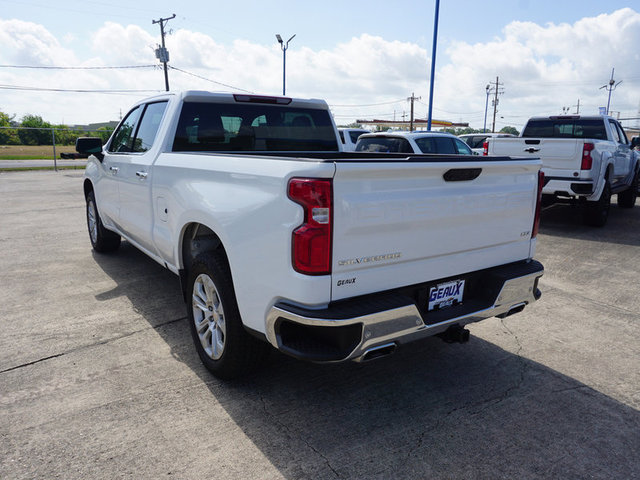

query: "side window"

left=414, top=137, right=436, bottom=153
left=608, top=120, right=621, bottom=143
left=615, top=122, right=628, bottom=144
left=221, top=115, right=242, bottom=136
left=434, top=137, right=457, bottom=154
left=349, top=131, right=364, bottom=144
left=132, top=101, right=168, bottom=152
left=109, top=106, right=142, bottom=153
left=454, top=138, right=473, bottom=155
left=339, top=130, right=345, bottom=143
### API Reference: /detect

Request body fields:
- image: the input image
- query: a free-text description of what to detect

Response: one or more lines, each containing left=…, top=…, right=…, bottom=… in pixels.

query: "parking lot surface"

left=1, top=171, right=639, bottom=479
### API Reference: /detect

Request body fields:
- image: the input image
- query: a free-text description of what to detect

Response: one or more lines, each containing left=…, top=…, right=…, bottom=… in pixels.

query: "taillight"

left=532, top=170, right=544, bottom=238
left=288, top=178, right=332, bottom=275
left=581, top=142, right=594, bottom=170
left=483, top=141, right=489, bottom=156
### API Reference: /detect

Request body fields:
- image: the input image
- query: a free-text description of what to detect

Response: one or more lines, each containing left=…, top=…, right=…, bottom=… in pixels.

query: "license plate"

left=428, top=279, right=465, bottom=311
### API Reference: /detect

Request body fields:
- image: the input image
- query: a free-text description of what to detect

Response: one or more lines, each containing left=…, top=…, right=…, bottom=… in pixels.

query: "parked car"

left=355, top=131, right=475, bottom=155
left=458, top=133, right=515, bottom=154
left=486, top=115, right=639, bottom=227
left=338, top=128, right=369, bottom=151
left=78, top=91, right=543, bottom=379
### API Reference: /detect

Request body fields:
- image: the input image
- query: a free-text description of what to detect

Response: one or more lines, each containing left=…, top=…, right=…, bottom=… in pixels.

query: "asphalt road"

left=1, top=171, right=638, bottom=480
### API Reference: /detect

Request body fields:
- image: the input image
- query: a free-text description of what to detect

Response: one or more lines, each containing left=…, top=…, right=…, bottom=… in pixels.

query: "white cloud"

left=0, top=18, right=77, bottom=66
left=0, top=9, right=639, bottom=129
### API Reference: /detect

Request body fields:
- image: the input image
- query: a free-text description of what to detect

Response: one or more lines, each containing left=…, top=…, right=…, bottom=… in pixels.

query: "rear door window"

left=433, top=137, right=457, bottom=154
left=132, top=101, right=168, bottom=152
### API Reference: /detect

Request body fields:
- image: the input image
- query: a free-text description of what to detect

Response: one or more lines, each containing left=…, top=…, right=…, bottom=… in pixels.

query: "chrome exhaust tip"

left=357, top=343, right=397, bottom=362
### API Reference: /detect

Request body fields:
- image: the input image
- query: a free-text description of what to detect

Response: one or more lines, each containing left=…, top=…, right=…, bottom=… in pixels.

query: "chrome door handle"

left=109, top=166, right=119, bottom=174
left=136, top=171, right=148, bottom=179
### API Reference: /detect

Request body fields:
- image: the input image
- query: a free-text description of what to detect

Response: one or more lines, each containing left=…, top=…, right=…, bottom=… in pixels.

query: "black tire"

left=617, top=170, right=638, bottom=209
left=86, top=190, right=121, bottom=252
left=583, top=181, right=611, bottom=227
left=187, top=251, right=267, bottom=379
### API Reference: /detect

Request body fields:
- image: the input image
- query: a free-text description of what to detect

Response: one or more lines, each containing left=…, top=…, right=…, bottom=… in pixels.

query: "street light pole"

left=276, top=33, right=296, bottom=96
left=483, top=84, right=491, bottom=133
left=426, top=0, right=440, bottom=131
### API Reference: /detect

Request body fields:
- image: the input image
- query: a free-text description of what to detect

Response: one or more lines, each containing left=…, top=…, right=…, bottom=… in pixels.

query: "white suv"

left=355, top=131, right=475, bottom=155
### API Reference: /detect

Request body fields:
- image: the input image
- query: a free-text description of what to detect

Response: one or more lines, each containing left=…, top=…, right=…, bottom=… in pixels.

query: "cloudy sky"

left=1, top=0, right=639, bottom=131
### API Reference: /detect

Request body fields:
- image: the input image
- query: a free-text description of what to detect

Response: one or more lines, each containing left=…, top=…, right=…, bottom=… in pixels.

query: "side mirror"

left=631, top=136, right=640, bottom=150
left=76, top=137, right=104, bottom=161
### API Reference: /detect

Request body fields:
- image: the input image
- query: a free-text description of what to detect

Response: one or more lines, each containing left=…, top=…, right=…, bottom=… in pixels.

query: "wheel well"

left=180, top=223, right=228, bottom=301
left=83, top=179, right=93, bottom=199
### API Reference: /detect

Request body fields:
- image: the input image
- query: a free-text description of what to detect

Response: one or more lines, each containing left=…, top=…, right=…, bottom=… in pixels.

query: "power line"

left=329, top=99, right=405, bottom=108
left=0, top=64, right=157, bottom=70
left=0, top=84, right=161, bottom=94
left=168, top=66, right=253, bottom=93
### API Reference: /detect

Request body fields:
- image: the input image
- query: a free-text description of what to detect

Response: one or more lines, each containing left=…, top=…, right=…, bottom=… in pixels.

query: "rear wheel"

left=617, top=170, right=638, bottom=209
left=583, top=181, right=611, bottom=227
left=86, top=190, right=121, bottom=252
left=187, top=251, right=267, bottom=379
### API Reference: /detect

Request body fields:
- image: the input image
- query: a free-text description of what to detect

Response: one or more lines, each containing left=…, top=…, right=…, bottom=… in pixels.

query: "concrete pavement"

left=0, top=171, right=638, bottom=479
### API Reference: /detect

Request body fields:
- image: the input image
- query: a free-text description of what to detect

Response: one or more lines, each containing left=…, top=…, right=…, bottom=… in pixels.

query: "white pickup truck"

left=485, top=115, right=640, bottom=227
left=78, top=91, right=544, bottom=378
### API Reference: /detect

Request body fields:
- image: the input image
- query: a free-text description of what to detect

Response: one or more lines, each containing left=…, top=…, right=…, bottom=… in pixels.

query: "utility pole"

left=491, top=76, right=504, bottom=133
left=407, top=92, right=421, bottom=131
left=152, top=14, right=175, bottom=91
left=574, top=99, right=580, bottom=114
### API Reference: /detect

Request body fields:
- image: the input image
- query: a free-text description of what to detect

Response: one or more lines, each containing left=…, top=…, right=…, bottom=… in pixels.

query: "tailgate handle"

left=443, top=168, right=482, bottom=182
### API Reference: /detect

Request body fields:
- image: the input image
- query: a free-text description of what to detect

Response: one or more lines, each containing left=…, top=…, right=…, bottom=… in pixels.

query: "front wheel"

left=583, top=181, right=611, bottom=227
left=187, top=251, right=267, bottom=379
left=86, top=190, right=121, bottom=252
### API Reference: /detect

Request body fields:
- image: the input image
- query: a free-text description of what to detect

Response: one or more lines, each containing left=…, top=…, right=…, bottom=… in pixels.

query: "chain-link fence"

left=0, top=126, right=113, bottom=171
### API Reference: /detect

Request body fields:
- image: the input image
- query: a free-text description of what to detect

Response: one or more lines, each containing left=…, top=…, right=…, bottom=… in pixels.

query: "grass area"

left=0, top=145, right=76, bottom=160
left=0, top=165, right=86, bottom=172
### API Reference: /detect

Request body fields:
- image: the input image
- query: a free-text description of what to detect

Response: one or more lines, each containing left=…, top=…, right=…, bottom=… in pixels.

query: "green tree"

left=94, top=126, right=115, bottom=143
left=443, top=127, right=482, bottom=136
left=0, top=111, right=20, bottom=145
left=499, top=126, right=520, bottom=136
left=18, top=114, right=52, bottom=145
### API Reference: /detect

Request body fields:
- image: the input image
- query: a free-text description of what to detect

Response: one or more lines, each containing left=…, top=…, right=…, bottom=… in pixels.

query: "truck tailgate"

left=490, top=138, right=580, bottom=174
left=331, top=159, right=541, bottom=301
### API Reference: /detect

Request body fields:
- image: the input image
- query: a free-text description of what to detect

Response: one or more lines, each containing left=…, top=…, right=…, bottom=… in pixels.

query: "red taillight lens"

left=288, top=178, right=332, bottom=275
left=483, top=141, right=489, bottom=156
left=532, top=170, right=544, bottom=238
left=581, top=142, right=594, bottom=170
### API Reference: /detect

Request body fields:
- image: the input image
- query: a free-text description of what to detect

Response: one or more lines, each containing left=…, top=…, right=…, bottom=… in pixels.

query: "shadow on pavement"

left=92, top=242, right=640, bottom=479
left=539, top=199, right=640, bottom=247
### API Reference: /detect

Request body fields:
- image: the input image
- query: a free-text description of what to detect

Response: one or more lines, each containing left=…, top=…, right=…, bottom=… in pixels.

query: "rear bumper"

left=265, top=260, right=544, bottom=362
left=542, top=177, right=596, bottom=198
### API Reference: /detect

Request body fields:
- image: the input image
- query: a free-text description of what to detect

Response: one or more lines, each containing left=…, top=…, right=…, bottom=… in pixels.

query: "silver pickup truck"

left=486, top=115, right=640, bottom=227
